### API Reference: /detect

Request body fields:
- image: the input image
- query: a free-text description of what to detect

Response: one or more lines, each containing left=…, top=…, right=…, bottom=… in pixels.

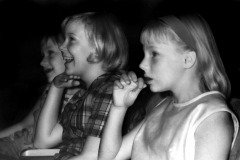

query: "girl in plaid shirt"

left=34, top=12, right=128, bottom=160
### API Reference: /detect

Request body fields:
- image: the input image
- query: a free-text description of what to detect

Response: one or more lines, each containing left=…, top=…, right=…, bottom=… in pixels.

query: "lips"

left=44, top=68, right=53, bottom=73
left=144, top=76, right=152, bottom=84
left=43, top=68, right=53, bottom=73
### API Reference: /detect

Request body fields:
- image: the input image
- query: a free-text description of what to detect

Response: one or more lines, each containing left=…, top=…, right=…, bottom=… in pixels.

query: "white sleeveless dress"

left=131, top=91, right=239, bottom=160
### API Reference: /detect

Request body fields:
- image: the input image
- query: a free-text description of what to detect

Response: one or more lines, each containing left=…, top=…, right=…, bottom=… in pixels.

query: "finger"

left=114, top=80, right=124, bottom=89
left=67, top=75, right=74, bottom=79
left=59, top=77, right=68, bottom=82
left=74, top=75, right=81, bottom=79
left=137, top=77, right=147, bottom=89
left=72, top=80, right=80, bottom=86
left=71, top=75, right=81, bottom=80
left=132, top=82, right=144, bottom=95
left=128, top=71, right=137, bottom=82
left=73, top=74, right=80, bottom=78
left=63, top=75, right=80, bottom=81
left=121, top=73, right=131, bottom=84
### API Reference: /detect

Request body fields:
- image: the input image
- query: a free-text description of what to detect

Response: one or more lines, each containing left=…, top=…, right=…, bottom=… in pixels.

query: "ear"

left=87, top=52, right=100, bottom=63
left=183, top=51, right=196, bottom=68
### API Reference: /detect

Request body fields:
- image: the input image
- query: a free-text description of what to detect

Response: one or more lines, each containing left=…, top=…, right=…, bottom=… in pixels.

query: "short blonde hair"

left=62, top=12, right=128, bottom=72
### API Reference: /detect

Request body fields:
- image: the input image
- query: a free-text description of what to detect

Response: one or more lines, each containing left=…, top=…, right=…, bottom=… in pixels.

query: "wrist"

left=51, top=83, right=64, bottom=91
left=51, top=81, right=60, bottom=88
left=112, top=102, right=131, bottom=108
left=111, top=104, right=128, bottom=112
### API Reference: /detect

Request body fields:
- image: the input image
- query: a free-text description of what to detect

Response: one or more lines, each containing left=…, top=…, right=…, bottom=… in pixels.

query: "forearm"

left=98, top=105, right=128, bottom=160
left=34, top=84, right=64, bottom=148
left=69, top=137, right=101, bottom=160
left=0, top=97, right=40, bottom=138
left=0, top=123, right=23, bottom=138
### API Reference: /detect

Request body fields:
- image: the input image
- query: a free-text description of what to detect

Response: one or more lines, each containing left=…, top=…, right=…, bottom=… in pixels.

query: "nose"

left=40, top=56, right=48, bottom=67
left=59, top=41, right=69, bottom=58
left=139, top=57, right=148, bottom=72
left=59, top=40, right=67, bottom=53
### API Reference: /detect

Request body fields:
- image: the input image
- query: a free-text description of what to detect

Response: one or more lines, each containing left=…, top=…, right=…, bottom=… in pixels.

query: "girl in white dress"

left=98, top=13, right=239, bottom=160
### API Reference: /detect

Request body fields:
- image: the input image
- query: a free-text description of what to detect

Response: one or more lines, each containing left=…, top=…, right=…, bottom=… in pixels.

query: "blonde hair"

left=141, top=14, right=231, bottom=98
left=61, top=12, right=128, bottom=72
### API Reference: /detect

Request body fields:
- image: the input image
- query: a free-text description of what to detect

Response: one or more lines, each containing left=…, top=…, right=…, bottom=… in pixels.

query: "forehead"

left=42, top=39, right=59, bottom=53
left=142, top=35, right=170, bottom=50
left=65, top=21, right=86, bottom=35
left=48, top=38, right=59, bottom=47
left=142, top=32, right=181, bottom=51
left=141, top=31, right=169, bottom=48
left=143, top=38, right=180, bottom=56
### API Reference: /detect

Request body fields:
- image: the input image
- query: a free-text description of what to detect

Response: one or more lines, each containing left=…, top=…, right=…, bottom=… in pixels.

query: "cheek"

left=68, top=44, right=81, bottom=55
left=68, top=46, right=75, bottom=55
left=150, top=61, right=162, bottom=74
left=52, top=58, right=65, bottom=70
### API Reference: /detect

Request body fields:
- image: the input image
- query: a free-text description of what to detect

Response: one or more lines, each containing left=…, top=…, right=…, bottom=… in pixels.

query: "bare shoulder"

left=196, top=111, right=234, bottom=137
left=195, top=111, right=234, bottom=160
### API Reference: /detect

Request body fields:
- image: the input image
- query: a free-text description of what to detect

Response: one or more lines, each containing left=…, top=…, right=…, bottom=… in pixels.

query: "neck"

left=173, top=89, right=202, bottom=104
left=172, top=73, right=202, bottom=103
left=82, top=65, right=106, bottom=88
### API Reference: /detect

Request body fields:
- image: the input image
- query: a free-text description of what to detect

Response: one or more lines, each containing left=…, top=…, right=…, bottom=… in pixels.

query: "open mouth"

left=64, top=57, right=74, bottom=64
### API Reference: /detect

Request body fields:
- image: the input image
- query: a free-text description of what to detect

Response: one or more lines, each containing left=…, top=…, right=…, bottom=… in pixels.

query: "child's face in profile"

left=139, top=39, right=185, bottom=93
left=40, top=38, right=65, bottom=82
left=61, top=21, right=95, bottom=77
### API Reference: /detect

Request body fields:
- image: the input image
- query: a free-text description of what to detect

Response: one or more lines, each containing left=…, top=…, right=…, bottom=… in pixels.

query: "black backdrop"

left=0, top=0, right=239, bottom=129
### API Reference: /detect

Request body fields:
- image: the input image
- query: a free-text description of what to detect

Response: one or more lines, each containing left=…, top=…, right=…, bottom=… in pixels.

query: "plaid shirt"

left=54, top=72, right=120, bottom=160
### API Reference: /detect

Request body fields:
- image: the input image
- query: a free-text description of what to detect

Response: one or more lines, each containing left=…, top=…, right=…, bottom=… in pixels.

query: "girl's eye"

left=48, top=50, right=58, bottom=59
left=48, top=50, right=54, bottom=56
left=69, top=36, right=75, bottom=42
left=151, top=51, right=158, bottom=57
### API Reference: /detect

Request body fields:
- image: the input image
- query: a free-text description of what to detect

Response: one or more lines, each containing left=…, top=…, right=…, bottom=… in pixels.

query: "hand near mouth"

left=113, top=71, right=147, bottom=108
left=52, top=72, right=81, bottom=88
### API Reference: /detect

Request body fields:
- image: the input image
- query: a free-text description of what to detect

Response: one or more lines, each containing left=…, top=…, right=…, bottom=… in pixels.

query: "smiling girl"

left=34, top=12, right=128, bottom=160
left=0, top=32, right=80, bottom=160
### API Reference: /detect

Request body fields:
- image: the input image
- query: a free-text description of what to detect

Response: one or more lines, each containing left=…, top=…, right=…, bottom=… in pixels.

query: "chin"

left=149, top=85, right=162, bottom=93
left=47, top=78, right=53, bottom=83
left=149, top=85, right=157, bottom=92
left=65, top=69, right=72, bottom=75
left=46, top=74, right=53, bottom=83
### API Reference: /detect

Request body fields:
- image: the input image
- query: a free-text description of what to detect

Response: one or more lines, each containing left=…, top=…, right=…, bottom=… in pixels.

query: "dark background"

left=0, top=0, right=239, bottom=129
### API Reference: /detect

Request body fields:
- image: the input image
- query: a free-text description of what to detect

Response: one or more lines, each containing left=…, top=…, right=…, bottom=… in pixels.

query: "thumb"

left=132, top=77, right=146, bottom=95
left=132, top=85, right=143, bottom=96
left=136, top=77, right=146, bottom=90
